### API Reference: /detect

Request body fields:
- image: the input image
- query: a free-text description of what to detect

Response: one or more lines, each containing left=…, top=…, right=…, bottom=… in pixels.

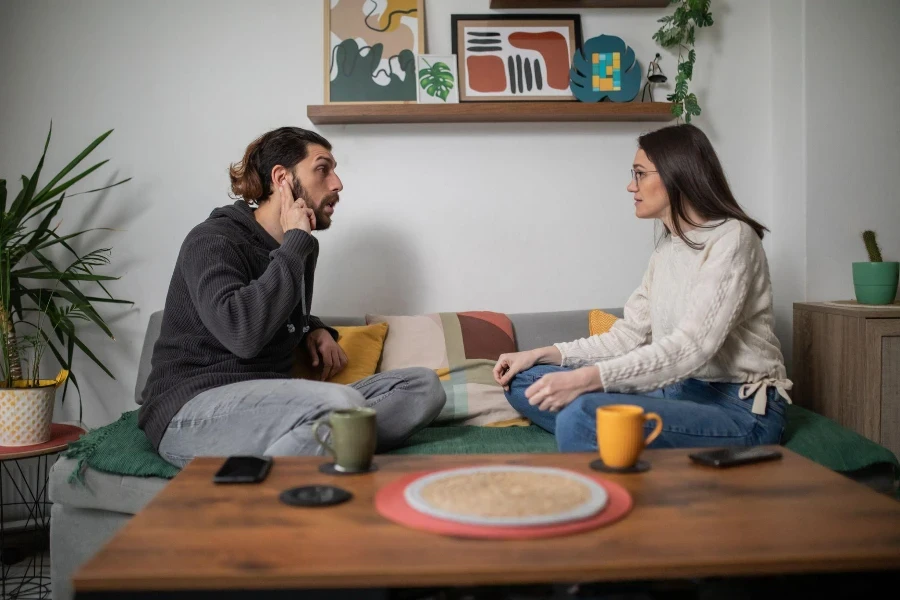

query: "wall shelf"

left=307, top=102, right=675, bottom=125
left=489, top=0, right=670, bottom=8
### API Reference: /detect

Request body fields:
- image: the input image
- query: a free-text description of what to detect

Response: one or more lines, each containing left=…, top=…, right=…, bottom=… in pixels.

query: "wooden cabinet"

left=793, top=301, right=900, bottom=458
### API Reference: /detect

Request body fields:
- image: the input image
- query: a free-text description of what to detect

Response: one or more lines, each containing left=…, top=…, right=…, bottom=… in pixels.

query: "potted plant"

left=853, top=230, right=899, bottom=305
left=0, top=125, right=131, bottom=445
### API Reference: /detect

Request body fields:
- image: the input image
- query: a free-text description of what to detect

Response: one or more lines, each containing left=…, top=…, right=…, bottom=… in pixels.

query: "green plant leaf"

left=675, top=75, right=688, bottom=98
left=67, top=329, right=115, bottom=379
left=9, top=140, right=47, bottom=220
left=37, top=330, right=81, bottom=410
left=32, top=160, right=109, bottom=208
left=0, top=180, right=7, bottom=218
left=64, top=177, right=131, bottom=198
left=685, top=92, right=701, bottom=116
left=33, top=129, right=112, bottom=203
left=46, top=232, right=116, bottom=300
left=34, top=227, right=114, bottom=251
left=11, top=271, right=118, bottom=282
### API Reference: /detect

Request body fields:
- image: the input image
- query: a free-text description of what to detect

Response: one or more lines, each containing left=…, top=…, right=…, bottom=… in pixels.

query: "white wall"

left=768, top=0, right=806, bottom=374
left=804, top=0, right=900, bottom=301
left=0, top=0, right=787, bottom=426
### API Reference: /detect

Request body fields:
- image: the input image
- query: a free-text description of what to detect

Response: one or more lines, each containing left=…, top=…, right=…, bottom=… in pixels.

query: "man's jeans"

left=506, top=365, right=787, bottom=452
left=158, top=367, right=446, bottom=467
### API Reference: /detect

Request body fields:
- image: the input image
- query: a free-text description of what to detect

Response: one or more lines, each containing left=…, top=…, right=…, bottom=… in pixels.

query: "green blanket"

left=63, top=405, right=898, bottom=483
left=64, top=410, right=180, bottom=482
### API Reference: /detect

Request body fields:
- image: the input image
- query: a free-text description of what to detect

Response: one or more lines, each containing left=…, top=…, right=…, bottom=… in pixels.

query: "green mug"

left=312, top=407, right=377, bottom=472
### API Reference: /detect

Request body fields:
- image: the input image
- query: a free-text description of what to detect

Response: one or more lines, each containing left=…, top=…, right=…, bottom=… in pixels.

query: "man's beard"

left=291, top=179, right=336, bottom=231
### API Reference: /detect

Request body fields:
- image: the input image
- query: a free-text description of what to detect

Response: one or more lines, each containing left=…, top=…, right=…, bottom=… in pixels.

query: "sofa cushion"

left=49, top=456, right=167, bottom=514
left=589, top=309, right=620, bottom=336
left=366, top=311, right=521, bottom=426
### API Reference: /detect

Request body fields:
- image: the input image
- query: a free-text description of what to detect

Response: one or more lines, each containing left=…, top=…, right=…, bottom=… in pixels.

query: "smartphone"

left=689, top=446, right=782, bottom=468
left=212, top=455, right=273, bottom=484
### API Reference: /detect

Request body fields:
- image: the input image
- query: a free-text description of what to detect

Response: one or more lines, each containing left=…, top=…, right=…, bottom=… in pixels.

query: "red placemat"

left=375, top=470, right=632, bottom=539
left=0, top=423, right=85, bottom=460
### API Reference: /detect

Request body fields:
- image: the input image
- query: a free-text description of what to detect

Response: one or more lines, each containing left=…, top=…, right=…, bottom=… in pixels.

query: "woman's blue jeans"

left=505, top=365, right=787, bottom=452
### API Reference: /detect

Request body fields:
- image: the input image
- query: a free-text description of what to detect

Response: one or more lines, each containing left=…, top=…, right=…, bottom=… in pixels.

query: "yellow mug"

left=596, top=404, right=663, bottom=468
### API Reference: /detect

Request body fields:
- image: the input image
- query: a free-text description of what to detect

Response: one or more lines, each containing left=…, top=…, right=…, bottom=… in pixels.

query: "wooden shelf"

left=307, top=102, right=675, bottom=125
left=489, top=0, right=670, bottom=8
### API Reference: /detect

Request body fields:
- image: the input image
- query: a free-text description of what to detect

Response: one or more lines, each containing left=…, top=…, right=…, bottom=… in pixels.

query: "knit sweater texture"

left=555, top=219, right=792, bottom=413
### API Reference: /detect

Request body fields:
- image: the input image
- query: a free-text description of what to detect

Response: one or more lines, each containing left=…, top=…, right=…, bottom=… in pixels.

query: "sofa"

left=47, top=308, right=900, bottom=600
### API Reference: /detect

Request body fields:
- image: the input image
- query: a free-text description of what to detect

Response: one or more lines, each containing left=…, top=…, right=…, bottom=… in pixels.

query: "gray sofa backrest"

left=134, top=308, right=623, bottom=403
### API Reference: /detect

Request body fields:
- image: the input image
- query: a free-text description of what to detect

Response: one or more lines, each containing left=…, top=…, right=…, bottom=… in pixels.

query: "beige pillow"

left=366, top=311, right=524, bottom=426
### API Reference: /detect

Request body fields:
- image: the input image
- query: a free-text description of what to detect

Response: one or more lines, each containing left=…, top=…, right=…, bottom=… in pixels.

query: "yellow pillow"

left=589, top=309, right=619, bottom=336
left=292, top=322, right=389, bottom=385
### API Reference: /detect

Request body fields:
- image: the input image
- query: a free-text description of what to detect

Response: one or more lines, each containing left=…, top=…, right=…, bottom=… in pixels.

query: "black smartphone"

left=212, top=455, right=273, bottom=484
left=689, top=447, right=782, bottom=468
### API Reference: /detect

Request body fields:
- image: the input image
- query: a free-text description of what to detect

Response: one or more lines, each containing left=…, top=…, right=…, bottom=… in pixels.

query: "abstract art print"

left=451, top=14, right=583, bottom=102
left=416, top=55, right=459, bottom=104
left=324, top=0, right=425, bottom=104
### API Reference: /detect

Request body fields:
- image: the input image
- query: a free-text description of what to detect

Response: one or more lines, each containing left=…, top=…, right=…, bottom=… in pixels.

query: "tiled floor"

left=2, top=550, right=50, bottom=600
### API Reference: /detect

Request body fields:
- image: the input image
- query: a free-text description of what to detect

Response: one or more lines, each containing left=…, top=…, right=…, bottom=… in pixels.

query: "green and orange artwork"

left=326, top=0, right=424, bottom=103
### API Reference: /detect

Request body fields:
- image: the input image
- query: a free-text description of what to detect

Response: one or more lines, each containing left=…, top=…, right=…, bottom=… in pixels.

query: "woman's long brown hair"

left=638, top=124, right=768, bottom=249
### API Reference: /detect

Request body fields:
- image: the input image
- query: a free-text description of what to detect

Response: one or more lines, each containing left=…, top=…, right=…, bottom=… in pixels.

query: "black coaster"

left=318, top=462, right=378, bottom=475
left=589, top=458, right=651, bottom=474
left=279, top=485, right=352, bottom=507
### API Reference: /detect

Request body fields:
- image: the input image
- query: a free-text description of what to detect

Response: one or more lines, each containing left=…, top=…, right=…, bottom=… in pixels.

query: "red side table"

left=0, top=423, right=85, bottom=600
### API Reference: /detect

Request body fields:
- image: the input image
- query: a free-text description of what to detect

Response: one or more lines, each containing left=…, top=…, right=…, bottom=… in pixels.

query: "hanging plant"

left=652, top=0, right=714, bottom=123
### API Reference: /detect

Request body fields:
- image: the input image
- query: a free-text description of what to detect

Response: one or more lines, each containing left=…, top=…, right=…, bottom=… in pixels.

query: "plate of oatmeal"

left=403, top=465, right=609, bottom=527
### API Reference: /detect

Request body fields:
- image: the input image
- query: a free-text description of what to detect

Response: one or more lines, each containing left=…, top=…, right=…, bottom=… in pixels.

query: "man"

left=138, top=127, right=445, bottom=466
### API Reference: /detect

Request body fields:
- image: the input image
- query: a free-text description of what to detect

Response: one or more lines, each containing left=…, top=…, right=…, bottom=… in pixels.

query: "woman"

left=493, top=124, right=791, bottom=451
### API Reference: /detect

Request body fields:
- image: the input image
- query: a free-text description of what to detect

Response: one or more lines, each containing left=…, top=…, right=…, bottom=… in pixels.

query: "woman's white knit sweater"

left=555, top=219, right=792, bottom=415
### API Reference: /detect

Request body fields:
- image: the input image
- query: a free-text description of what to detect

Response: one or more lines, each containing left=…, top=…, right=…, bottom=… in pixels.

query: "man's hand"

left=305, top=328, right=347, bottom=381
left=524, top=367, right=602, bottom=412
left=279, top=179, right=316, bottom=234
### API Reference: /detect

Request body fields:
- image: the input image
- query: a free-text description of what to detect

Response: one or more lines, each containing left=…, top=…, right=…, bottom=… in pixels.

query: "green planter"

left=852, top=262, right=899, bottom=305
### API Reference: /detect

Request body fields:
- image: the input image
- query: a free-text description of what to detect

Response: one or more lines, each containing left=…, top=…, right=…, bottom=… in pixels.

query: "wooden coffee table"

left=72, top=447, right=900, bottom=597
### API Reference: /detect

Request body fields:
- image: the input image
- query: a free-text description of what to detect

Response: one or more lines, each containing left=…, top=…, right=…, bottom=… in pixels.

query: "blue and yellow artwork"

left=570, top=35, right=641, bottom=102
left=592, top=52, right=621, bottom=92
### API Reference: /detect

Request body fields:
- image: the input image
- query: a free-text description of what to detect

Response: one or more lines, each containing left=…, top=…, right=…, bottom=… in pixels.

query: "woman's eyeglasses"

left=631, top=169, right=658, bottom=186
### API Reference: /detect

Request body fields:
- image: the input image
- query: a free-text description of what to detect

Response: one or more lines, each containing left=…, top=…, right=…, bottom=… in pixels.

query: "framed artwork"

left=416, top=55, right=460, bottom=104
left=324, top=0, right=426, bottom=104
left=450, top=14, right=583, bottom=102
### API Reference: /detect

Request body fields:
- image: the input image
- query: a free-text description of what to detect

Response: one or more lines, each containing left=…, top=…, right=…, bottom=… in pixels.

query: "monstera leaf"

left=570, top=35, right=642, bottom=103
left=418, top=59, right=455, bottom=102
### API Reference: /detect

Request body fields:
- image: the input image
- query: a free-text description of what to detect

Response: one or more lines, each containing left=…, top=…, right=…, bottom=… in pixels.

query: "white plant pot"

left=0, top=383, right=57, bottom=446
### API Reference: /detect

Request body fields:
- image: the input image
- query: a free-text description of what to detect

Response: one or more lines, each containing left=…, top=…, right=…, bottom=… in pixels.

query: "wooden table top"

left=73, top=447, right=900, bottom=593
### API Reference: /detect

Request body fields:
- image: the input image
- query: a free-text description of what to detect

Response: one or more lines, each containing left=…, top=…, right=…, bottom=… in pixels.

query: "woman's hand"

left=493, top=346, right=563, bottom=390
left=493, top=350, right=540, bottom=390
left=525, top=366, right=603, bottom=412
